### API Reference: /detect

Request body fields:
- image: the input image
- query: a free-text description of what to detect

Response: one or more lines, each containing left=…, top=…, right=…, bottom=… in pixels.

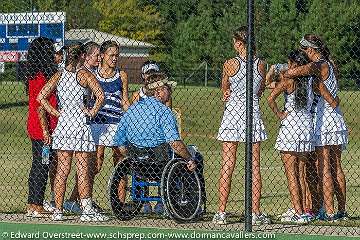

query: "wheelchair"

left=108, top=144, right=206, bottom=222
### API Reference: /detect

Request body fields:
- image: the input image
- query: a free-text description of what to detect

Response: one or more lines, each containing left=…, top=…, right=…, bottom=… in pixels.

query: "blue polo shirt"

left=114, top=97, right=180, bottom=148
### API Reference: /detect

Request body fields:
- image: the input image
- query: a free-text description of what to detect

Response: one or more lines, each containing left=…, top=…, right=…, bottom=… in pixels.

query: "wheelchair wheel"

left=160, top=159, right=179, bottom=217
left=162, top=160, right=202, bottom=222
left=108, top=158, right=143, bottom=220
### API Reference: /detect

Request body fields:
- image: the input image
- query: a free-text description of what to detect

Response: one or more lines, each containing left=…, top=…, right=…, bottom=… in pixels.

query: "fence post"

left=245, top=0, right=255, bottom=233
left=204, top=61, right=208, bottom=87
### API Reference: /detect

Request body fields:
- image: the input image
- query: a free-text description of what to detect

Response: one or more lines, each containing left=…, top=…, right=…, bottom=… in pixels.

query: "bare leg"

left=298, top=154, right=308, bottom=212
left=282, top=152, right=303, bottom=215
left=331, top=145, right=346, bottom=212
left=49, top=156, right=58, bottom=197
left=112, top=146, right=124, bottom=166
left=68, top=174, right=79, bottom=201
left=317, top=146, right=335, bottom=214
left=112, top=147, right=126, bottom=202
left=305, top=152, right=320, bottom=213
left=96, top=145, right=105, bottom=173
left=252, top=142, right=261, bottom=214
left=54, top=150, right=73, bottom=210
left=74, top=151, right=91, bottom=200
left=218, top=141, right=238, bottom=213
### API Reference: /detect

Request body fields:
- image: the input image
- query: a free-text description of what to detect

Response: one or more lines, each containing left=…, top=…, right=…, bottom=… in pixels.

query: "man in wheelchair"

left=111, top=73, right=205, bottom=221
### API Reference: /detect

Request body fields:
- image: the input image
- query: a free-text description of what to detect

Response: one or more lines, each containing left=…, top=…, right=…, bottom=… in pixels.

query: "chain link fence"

left=0, top=0, right=359, bottom=237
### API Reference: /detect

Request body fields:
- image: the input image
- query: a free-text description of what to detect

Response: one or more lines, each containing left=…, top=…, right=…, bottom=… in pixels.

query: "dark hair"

left=303, top=34, right=330, bottom=60
left=25, top=37, right=57, bottom=88
left=233, top=26, right=247, bottom=44
left=65, top=43, right=86, bottom=68
left=288, top=49, right=311, bottom=110
left=100, top=40, right=119, bottom=54
left=83, top=41, right=100, bottom=56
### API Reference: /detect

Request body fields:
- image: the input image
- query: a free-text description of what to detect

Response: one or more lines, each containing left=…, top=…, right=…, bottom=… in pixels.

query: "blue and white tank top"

left=91, top=69, right=124, bottom=124
left=228, top=56, right=263, bottom=103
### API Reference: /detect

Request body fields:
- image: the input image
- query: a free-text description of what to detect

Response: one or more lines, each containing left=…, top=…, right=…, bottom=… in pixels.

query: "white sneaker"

left=80, top=209, right=109, bottom=222
left=212, top=212, right=227, bottom=225
left=52, top=209, right=63, bottom=221
left=280, top=208, right=296, bottom=222
left=43, top=200, right=56, bottom=212
left=290, top=214, right=310, bottom=224
left=252, top=212, right=271, bottom=225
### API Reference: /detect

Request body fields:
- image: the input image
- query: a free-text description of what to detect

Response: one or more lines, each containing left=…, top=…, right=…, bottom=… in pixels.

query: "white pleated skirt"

left=314, top=106, right=348, bottom=149
left=52, top=111, right=96, bottom=152
left=217, top=101, right=267, bottom=142
left=275, top=111, right=314, bottom=152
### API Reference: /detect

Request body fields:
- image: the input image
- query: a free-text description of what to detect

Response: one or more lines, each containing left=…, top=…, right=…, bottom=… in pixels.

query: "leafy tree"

left=94, top=0, right=163, bottom=44
left=301, top=0, right=360, bottom=87
left=35, top=0, right=101, bottom=29
left=257, top=0, right=302, bottom=64
left=0, top=0, right=32, bottom=12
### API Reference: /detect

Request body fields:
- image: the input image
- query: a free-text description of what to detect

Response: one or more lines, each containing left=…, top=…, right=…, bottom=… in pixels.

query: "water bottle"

left=41, top=145, right=50, bottom=165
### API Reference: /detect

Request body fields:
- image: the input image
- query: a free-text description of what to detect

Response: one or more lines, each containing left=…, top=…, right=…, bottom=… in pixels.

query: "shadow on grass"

left=0, top=101, right=27, bottom=109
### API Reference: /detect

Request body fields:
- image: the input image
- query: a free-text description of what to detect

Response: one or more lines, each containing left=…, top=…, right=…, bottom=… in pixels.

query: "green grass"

left=0, top=82, right=360, bottom=227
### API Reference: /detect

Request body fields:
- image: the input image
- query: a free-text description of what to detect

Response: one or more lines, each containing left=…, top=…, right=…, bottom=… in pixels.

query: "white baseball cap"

left=141, top=63, right=160, bottom=74
left=54, top=42, right=65, bottom=53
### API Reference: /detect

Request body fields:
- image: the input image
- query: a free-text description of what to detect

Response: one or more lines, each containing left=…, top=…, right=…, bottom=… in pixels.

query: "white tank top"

left=317, top=61, right=338, bottom=111
left=57, top=69, right=86, bottom=113
left=228, top=57, right=262, bottom=102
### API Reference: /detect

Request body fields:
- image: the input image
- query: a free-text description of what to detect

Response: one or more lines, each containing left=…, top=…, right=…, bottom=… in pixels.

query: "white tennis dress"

left=217, top=57, right=267, bottom=142
left=275, top=78, right=314, bottom=152
left=314, top=61, right=348, bottom=148
left=52, top=69, right=96, bottom=152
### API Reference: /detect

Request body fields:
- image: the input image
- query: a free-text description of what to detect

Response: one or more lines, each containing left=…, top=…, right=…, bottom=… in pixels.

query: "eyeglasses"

left=300, top=45, right=308, bottom=50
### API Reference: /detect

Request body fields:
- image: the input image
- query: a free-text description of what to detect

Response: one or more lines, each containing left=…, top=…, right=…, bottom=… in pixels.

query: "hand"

left=187, top=160, right=197, bottom=172
left=54, top=110, right=61, bottom=118
left=43, top=130, right=52, bottom=145
left=277, top=111, right=288, bottom=120
left=269, top=82, right=277, bottom=89
left=222, top=89, right=231, bottom=102
left=82, top=107, right=95, bottom=118
left=335, top=96, right=340, bottom=107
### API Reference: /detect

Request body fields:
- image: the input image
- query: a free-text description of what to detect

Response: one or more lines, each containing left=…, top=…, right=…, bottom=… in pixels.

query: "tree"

left=301, top=0, right=360, bottom=87
left=35, top=0, right=101, bottom=29
left=0, top=0, right=32, bottom=12
left=94, top=0, right=163, bottom=44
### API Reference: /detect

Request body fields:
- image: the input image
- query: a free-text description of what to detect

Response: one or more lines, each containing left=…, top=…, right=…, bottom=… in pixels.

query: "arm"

left=78, top=69, right=105, bottom=117
left=284, top=62, right=320, bottom=79
left=131, top=90, right=140, bottom=104
left=257, top=60, right=266, bottom=97
left=37, top=72, right=61, bottom=117
left=120, top=71, right=131, bottom=111
left=267, top=79, right=288, bottom=120
left=169, top=140, right=196, bottom=171
left=38, top=107, right=51, bottom=145
left=161, top=109, right=196, bottom=171
left=221, top=60, right=232, bottom=102
left=265, top=64, right=276, bottom=88
left=318, top=81, right=339, bottom=109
